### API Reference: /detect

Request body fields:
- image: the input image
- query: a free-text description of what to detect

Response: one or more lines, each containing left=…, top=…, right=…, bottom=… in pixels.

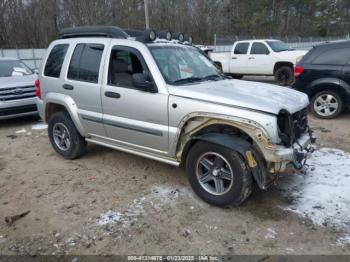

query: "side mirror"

left=34, top=69, right=39, bottom=74
left=266, top=50, right=270, bottom=55
left=132, top=73, right=157, bottom=93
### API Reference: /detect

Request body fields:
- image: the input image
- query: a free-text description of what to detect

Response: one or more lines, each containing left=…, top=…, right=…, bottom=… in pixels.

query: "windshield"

left=0, top=60, right=33, bottom=77
left=148, top=45, right=223, bottom=85
left=266, top=41, right=291, bottom=52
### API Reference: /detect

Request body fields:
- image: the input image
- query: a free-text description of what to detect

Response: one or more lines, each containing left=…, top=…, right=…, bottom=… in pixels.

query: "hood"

left=276, top=50, right=308, bottom=62
left=168, top=79, right=309, bottom=115
left=0, top=74, right=37, bottom=89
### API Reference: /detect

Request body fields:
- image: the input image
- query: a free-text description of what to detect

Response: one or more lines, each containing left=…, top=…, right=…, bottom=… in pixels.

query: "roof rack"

left=58, top=26, right=193, bottom=45
left=59, top=26, right=129, bottom=39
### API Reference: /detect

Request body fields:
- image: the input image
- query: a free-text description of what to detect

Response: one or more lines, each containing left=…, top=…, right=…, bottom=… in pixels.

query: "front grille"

left=277, top=108, right=308, bottom=147
left=0, top=104, right=37, bottom=116
left=0, top=85, right=36, bottom=101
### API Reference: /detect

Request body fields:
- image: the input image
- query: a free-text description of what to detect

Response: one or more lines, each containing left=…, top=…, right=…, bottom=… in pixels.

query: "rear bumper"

left=0, top=97, right=38, bottom=120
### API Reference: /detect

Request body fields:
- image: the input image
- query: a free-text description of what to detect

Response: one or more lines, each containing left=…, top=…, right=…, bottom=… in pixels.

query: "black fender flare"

left=193, top=133, right=268, bottom=190
left=308, top=77, right=350, bottom=97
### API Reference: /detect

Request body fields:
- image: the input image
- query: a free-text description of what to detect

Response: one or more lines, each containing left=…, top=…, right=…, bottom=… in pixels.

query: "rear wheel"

left=274, top=66, right=293, bottom=86
left=48, top=111, right=87, bottom=159
left=186, top=141, right=252, bottom=207
left=310, top=90, right=343, bottom=119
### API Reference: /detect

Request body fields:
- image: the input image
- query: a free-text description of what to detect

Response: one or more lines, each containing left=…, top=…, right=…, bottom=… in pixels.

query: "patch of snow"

left=283, top=148, right=350, bottom=230
left=265, top=227, right=277, bottom=239
left=97, top=210, right=123, bottom=225
left=204, top=224, right=218, bottom=230
left=15, top=128, right=26, bottom=134
left=26, top=132, right=32, bottom=136
left=31, top=123, right=48, bottom=130
left=97, top=185, right=195, bottom=226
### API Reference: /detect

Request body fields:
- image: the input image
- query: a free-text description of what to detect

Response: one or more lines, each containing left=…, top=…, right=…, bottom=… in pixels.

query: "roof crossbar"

left=59, top=26, right=129, bottom=39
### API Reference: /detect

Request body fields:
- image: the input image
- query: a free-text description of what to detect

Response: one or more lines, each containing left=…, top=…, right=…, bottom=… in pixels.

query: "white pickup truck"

left=210, top=39, right=307, bottom=86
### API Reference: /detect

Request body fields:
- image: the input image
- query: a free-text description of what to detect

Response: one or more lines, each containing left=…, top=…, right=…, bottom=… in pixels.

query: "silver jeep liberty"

left=36, top=26, right=315, bottom=206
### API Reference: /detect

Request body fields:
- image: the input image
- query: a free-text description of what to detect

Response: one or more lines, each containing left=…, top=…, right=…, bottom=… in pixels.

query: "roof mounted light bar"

left=125, top=29, right=157, bottom=43
left=59, top=26, right=192, bottom=45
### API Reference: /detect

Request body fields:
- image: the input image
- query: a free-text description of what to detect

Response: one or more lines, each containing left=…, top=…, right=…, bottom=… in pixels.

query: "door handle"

left=63, top=84, right=74, bottom=90
left=232, top=57, right=237, bottom=59
left=248, top=57, right=255, bottom=60
left=105, top=91, right=121, bottom=99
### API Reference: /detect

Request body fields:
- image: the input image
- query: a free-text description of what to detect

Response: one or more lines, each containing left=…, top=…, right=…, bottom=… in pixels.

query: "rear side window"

left=68, top=43, right=104, bottom=83
left=44, top=44, right=68, bottom=78
left=234, top=43, right=249, bottom=55
left=250, top=43, right=269, bottom=55
left=312, top=48, right=350, bottom=66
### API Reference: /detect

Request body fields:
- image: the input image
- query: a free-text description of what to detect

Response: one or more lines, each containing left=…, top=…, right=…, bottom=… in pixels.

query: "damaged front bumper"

left=265, top=130, right=316, bottom=173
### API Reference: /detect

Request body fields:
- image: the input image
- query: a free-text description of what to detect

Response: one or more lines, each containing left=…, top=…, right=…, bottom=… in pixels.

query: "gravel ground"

left=0, top=109, right=349, bottom=255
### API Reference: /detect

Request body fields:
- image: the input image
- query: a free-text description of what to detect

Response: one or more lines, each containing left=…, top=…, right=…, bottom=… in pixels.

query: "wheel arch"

left=44, top=93, right=87, bottom=137
left=174, top=116, right=271, bottom=189
left=309, top=79, right=349, bottom=100
left=273, top=61, right=294, bottom=74
left=212, top=61, right=223, bottom=72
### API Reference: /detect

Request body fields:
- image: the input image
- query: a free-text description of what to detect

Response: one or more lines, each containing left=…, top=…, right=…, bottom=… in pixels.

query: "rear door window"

left=234, top=43, right=249, bottom=55
left=68, top=43, right=104, bottom=83
left=312, top=48, right=350, bottom=66
left=44, top=44, right=69, bottom=78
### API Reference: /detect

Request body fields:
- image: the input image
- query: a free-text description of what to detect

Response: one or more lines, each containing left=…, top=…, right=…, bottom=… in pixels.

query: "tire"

left=274, top=66, right=293, bottom=86
left=310, top=90, right=343, bottom=119
left=186, top=141, right=252, bottom=207
left=48, top=111, right=87, bottom=159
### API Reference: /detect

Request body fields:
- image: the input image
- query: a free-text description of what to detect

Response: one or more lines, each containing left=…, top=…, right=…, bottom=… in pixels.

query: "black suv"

left=293, top=40, right=350, bottom=119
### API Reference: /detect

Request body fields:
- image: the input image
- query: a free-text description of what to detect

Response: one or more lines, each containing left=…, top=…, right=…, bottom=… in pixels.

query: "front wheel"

left=274, top=66, right=293, bottom=86
left=186, top=141, right=252, bottom=206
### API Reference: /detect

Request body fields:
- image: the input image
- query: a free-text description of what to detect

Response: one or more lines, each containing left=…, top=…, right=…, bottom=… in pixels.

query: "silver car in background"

left=0, top=57, right=38, bottom=120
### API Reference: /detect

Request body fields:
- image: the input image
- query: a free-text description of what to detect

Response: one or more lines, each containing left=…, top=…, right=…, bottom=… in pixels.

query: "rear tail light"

left=35, top=79, right=41, bottom=99
left=294, top=66, right=304, bottom=77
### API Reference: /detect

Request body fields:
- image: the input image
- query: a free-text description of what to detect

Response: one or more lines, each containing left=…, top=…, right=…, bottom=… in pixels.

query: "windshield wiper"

left=203, top=74, right=222, bottom=81
left=173, top=77, right=204, bottom=85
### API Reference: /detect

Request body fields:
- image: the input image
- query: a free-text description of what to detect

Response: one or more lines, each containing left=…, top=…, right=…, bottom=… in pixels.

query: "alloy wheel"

left=314, top=94, right=339, bottom=117
left=195, top=152, right=234, bottom=196
left=52, top=122, right=71, bottom=151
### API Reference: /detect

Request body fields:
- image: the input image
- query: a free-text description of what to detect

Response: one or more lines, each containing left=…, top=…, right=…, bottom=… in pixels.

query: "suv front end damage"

left=175, top=107, right=316, bottom=190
